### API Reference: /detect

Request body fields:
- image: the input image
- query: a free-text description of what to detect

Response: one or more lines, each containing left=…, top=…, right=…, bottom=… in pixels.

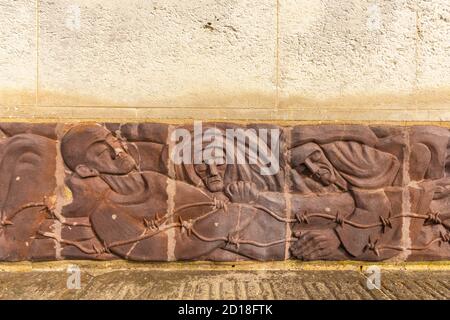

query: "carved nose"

left=304, top=158, right=319, bottom=174
left=209, top=164, right=218, bottom=175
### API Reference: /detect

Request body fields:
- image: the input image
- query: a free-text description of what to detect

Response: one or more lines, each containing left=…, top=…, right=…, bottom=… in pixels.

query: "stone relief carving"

left=0, top=122, right=449, bottom=262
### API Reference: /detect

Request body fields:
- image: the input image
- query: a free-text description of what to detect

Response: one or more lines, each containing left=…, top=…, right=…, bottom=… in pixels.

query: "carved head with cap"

left=61, top=124, right=137, bottom=178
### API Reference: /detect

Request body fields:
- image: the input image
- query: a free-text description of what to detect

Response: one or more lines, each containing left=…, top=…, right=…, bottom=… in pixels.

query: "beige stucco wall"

left=0, top=0, right=449, bottom=121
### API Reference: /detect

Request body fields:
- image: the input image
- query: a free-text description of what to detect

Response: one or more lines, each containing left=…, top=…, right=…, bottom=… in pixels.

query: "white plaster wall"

left=0, top=0, right=36, bottom=105
left=0, top=0, right=449, bottom=120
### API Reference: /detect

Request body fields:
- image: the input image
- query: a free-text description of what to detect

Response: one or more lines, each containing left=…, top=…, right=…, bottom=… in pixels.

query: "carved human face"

left=194, top=160, right=227, bottom=192
left=85, top=133, right=136, bottom=175
left=296, top=149, right=336, bottom=186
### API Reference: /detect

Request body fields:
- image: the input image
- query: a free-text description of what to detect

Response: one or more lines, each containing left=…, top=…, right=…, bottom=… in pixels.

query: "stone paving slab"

left=0, top=265, right=448, bottom=300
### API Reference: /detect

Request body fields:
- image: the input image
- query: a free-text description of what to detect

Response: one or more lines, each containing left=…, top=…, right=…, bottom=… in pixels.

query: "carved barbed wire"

left=43, top=201, right=297, bottom=255
left=37, top=196, right=450, bottom=257
left=50, top=211, right=92, bottom=228
left=39, top=231, right=104, bottom=255
left=254, top=204, right=449, bottom=232
left=0, top=196, right=94, bottom=228
left=107, top=187, right=449, bottom=233
left=365, top=231, right=450, bottom=256
left=0, top=199, right=53, bottom=238
left=141, top=199, right=225, bottom=229
left=1, top=195, right=216, bottom=230
left=107, top=210, right=296, bottom=251
left=107, top=222, right=183, bottom=249
left=6, top=193, right=447, bottom=232
left=0, top=197, right=54, bottom=226
left=31, top=197, right=225, bottom=255
left=189, top=225, right=297, bottom=249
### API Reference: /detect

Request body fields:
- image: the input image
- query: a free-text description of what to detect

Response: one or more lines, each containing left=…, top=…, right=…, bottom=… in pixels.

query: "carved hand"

left=225, top=181, right=259, bottom=204
left=433, top=177, right=450, bottom=200
left=291, top=229, right=341, bottom=260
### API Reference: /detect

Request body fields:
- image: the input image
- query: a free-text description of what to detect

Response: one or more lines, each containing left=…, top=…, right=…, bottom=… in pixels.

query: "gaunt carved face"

left=194, top=160, right=227, bottom=192
left=85, top=133, right=136, bottom=175
left=295, top=149, right=336, bottom=186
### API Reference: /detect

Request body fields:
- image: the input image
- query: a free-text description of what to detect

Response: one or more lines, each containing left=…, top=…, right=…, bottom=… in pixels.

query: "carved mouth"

left=208, top=177, right=222, bottom=184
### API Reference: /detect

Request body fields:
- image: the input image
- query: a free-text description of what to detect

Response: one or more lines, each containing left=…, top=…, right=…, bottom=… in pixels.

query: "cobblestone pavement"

left=0, top=262, right=448, bottom=300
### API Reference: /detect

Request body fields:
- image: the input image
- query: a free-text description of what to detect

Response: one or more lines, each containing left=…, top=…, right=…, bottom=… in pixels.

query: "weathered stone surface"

left=0, top=263, right=448, bottom=299
left=0, top=0, right=36, bottom=106
left=38, top=0, right=277, bottom=108
left=0, top=122, right=449, bottom=262
left=279, top=0, right=417, bottom=101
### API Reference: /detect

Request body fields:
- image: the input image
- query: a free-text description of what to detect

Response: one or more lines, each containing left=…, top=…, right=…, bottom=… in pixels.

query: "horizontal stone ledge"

left=2, top=87, right=450, bottom=121
left=1, top=260, right=450, bottom=273
left=2, top=108, right=450, bottom=122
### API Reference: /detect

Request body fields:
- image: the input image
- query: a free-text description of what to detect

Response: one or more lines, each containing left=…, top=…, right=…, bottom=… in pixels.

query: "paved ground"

left=0, top=262, right=448, bottom=300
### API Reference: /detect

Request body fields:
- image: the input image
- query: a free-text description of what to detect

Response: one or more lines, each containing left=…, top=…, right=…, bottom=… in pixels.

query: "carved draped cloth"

left=291, top=125, right=400, bottom=190
left=321, top=141, right=400, bottom=189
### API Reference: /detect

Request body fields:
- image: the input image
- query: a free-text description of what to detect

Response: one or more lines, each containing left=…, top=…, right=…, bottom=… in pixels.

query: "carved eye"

left=110, top=148, right=117, bottom=159
left=101, top=145, right=116, bottom=159
left=209, top=157, right=226, bottom=166
left=195, top=163, right=208, bottom=172
left=97, top=145, right=112, bottom=158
